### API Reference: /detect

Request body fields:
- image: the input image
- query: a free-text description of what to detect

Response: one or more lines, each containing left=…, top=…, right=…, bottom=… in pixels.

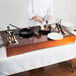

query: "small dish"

left=47, top=32, right=63, bottom=40
left=39, top=25, right=51, bottom=35
left=39, top=29, right=50, bottom=35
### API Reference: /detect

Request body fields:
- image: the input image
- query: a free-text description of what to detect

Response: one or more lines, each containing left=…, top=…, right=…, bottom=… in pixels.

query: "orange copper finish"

left=0, top=26, right=75, bottom=57
left=7, top=35, right=75, bottom=57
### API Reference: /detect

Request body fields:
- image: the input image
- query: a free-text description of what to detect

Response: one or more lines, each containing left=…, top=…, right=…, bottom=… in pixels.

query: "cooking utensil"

left=55, top=19, right=65, bottom=35
left=9, top=24, right=35, bottom=38
left=58, top=19, right=65, bottom=35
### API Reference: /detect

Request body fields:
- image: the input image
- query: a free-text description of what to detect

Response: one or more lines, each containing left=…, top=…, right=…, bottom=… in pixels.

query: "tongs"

left=56, top=18, right=65, bottom=35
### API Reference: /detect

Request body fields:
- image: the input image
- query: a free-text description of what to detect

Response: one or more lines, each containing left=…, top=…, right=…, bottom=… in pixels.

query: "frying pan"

left=9, top=24, right=34, bottom=38
left=39, top=25, right=51, bottom=35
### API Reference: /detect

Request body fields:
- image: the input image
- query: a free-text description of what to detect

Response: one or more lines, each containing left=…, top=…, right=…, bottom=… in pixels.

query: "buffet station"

left=0, top=22, right=76, bottom=75
left=0, top=23, right=75, bottom=57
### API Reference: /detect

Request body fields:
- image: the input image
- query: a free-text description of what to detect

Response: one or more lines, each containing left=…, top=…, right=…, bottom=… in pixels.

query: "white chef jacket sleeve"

left=28, top=0, right=35, bottom=19
left=46, top=0, right=54, bottom=17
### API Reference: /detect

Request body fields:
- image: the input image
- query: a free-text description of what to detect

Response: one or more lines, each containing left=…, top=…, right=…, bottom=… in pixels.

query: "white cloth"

left=0, top=43, right=76, bottom=76
left=27, top=0, right=54, bottom=26
left=0, top=46, right=7, bottom=59
left=61, top=22, right=75, bottom=31
left=70, top=31, right=76, bottom=35
left=0, top=35, right=6, bottom=59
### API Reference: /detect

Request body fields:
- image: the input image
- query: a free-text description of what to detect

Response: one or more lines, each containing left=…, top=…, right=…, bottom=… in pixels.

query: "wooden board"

left=0, top=26, right=75, bottom=57
left=7, top=36, right=75, bottom=57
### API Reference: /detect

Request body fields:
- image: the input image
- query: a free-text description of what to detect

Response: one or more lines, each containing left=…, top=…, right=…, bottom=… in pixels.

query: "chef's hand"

left=32, top=16, right=43, bottom=24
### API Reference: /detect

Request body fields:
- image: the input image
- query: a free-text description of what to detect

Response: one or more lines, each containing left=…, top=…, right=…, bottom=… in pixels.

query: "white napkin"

left=61, top=22, right=75, bottom=31
left=0, top=34, right=4, bottom=47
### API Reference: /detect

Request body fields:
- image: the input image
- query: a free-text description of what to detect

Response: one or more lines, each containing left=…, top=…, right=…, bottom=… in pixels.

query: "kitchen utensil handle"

left=9, top=24, right=21, bottom=30
left=59, top=24, right=65, bottom=35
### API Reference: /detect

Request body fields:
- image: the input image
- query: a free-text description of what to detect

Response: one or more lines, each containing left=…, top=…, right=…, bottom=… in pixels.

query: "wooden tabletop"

left=0, top=26, right=75, bottom=57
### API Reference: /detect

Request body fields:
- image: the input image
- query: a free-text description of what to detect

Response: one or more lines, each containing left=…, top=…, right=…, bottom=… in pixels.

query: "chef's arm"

left=28, top=0, right=42, bottom=24
left=28, top=0, right=34, bottom=19
left=47, top=7, right=53, bottom=19
left=45, top=0, right=54, bottom=21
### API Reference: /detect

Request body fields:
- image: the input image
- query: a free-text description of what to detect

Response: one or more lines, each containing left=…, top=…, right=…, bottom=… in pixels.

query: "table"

left=0, top=26, right=76, bottom=76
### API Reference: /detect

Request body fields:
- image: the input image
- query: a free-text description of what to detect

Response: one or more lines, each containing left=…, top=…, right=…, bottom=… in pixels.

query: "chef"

left=28, top=0, right=54, bottom=26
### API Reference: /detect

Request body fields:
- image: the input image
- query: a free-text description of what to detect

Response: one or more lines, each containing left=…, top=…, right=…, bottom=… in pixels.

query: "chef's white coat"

left=27, top=0, right=54, bottom=26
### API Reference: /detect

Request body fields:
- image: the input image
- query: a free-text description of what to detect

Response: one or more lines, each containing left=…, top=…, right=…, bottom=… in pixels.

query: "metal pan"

left=9, top=24, right=34, bottom=38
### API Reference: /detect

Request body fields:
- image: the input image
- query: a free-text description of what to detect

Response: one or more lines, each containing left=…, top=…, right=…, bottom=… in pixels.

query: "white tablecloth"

left=0, top=33, right=76, bottom=76
left=0, top=44, right=76, bottom=76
